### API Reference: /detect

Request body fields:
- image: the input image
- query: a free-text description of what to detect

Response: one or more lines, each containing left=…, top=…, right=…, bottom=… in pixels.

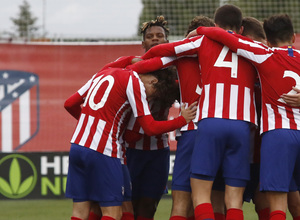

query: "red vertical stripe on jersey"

left=286, top=109, right=297, bottom=130
left=207, top=84, right=216, bottom=118
left=222, top=84, right=231, bottom=119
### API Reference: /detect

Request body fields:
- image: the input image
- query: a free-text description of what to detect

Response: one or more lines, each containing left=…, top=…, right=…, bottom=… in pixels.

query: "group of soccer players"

left=64, top=3, right=300, bottom=220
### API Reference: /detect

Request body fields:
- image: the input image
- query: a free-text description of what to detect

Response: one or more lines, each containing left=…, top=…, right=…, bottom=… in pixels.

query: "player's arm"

left=64, top=92, right=84, bottom=120
left=280, top=87, right=300, bottom=107
left=137, top=102, right=197, bottom=136
left=142, top=37, right=201, bottom=60
left=64, top=75, right=95, bottom=119
left=127, top=56, right=176, bottom=74
left=195, top=26, right=269, bottom=64
left=100, top=56, right=138, bottom=71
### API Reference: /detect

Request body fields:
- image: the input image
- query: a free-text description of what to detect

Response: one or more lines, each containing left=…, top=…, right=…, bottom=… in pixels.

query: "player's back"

left=196, top=36, right=257, bottom=124
left=252, top=47, right=300, bottom=132
left=71, top=68, right=148, bottom=158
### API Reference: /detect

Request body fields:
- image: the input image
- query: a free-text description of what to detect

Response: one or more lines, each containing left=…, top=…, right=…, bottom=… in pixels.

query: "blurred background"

left=1, top=0, right=300, bottom=43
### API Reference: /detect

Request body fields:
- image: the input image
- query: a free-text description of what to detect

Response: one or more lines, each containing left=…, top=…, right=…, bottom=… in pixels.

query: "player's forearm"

left=127, top=56, right=175, bottom=74
left=137, top=114, right=186, bottom=136
left=101, top=56, right=137, bottom=70
left=142, top=44, right=177, bottom=59
left=197, top=27, right=239, bottom=53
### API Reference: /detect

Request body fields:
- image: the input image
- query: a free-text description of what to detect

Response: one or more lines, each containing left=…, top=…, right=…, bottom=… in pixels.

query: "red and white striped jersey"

left=175, top=57, right=202, bottom=131
left=142, top=35, right=258, bottom=125
left=125, top=100, right=169, bottom=150
left=128, top=56, right=202, bottom=131
left=70, top=68, right=151, bottom=159
left=197, top=27, right=300, bottom=133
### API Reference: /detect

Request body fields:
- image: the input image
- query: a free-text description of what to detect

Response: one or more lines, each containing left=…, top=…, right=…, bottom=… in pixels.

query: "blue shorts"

left=172, top=130, right=197, bottom=192
left=191, top=118, right=251, bottom=187
left=122, top=164, right=132, bottom=202
left=126, top=147, right=170, bottom=200
left=260, top=129, right=300, bottom=192
left=66, top=144, right=124, bottom=207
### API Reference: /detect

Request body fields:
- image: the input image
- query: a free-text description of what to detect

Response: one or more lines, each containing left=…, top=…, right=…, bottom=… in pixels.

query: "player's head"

left=185, top=15, right=215, bottom=37
left=139, top=67, right=178, bottom=107
left=242, top=17, right=266, bottom=44
left=141, top=15, right=169, bottom=52
left=214, top=4, right=243, bottom=33
left=263, top=14, right=295, bottom=47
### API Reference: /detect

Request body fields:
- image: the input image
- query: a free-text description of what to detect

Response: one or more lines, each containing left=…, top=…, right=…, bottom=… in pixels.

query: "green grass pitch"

left=0, top=198, right=293, bottom=219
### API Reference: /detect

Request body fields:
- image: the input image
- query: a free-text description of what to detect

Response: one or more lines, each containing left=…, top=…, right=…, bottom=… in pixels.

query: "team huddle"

left=64, top=4, right=300, bottom=220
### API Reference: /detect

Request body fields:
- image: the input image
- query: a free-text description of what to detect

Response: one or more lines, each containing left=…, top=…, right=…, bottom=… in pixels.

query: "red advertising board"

left=1, top=37, right=300, bottom=152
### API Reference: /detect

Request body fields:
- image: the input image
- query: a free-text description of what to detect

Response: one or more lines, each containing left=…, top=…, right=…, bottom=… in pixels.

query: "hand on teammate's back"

left=180, top=101, right=197, bottom=123
left=281, top=86, right=300, bottom=107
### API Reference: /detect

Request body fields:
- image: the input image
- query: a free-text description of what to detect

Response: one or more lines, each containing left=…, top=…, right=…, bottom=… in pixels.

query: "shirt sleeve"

left=137, top=114, right=186, bottom=136
left=142, top=37, right=203, bottom=59
left=100, top=56, right=138, bottom=71
left=127, top=56, right=176, bottom=74
left=196, top=26, right=271, bottom=65
left=64, top=92, right=84, bottom=120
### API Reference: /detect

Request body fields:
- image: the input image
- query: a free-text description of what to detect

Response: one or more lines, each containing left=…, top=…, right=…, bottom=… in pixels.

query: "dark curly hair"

left=141, top=15, right=170, bottom=40
left=144, top=67, right=179, bottom=111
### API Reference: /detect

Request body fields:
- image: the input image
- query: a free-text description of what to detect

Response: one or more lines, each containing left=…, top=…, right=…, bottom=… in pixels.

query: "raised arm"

left=127, top=56, right=176, bottom=74
left=195, top=26, right=270, bottom=64
left=100, top=56, right=138, bottom=71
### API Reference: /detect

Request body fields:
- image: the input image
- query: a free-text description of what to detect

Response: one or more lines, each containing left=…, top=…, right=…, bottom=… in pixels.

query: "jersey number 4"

left=214, top=46, right=238, bottom=78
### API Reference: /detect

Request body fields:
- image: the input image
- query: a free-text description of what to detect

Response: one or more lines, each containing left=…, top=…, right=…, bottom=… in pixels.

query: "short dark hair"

left=185, top=16, right=215, bottom=37
left=214, top=4, right=242, bottom=32
left=263, top=14, right=294, bottom=46
left=141, top=16, right=169, bottom=40
left=242, top=17, right=266, bottom=41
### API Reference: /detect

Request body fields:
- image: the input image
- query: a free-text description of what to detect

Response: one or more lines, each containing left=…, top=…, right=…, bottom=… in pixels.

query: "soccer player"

left=140, top=5, right=258, bottom=220
left=194, top=13, right=300, bottom=220
left=64, top=66, right=197, bottom=220
left=168, top=15, right=215, bottom=220
left=123, top=16, right=177, bottom=220
left=240, top=16, right=270, bottom=220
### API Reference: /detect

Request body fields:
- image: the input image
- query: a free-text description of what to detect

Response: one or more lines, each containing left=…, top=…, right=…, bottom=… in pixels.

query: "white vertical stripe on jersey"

left=292, top=108, right=300, bottom=129
left=79, top=115, right=95, bottom=146
left=126, top=75, right=138, bottom=117
left=71, top=113, right=86, bottom=143
left=278, top=106, right=290, bottom=129
left=243, top=87, right=251, bottom=122
left=103, top=126, right=114, bottom=156
left=90, top=119, right=106, bottom=151
left=19, top=90, right=30, bottom=145
left=266, top=104, right=275, bottom=131
left=2, top=105, right=12, bottom=152
left=215, top=83, right=224, bottom=118
left=202, top=84, right=210, bottom=118
left=229, top=85, right=238, bottom=119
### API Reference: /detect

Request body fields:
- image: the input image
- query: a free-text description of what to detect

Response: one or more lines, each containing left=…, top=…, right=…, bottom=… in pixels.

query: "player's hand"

left=280, top=86, right=300, bottom=107
left=186, top=29, right=198, bottom=38
left=131, top=57, right=143, bottom=64
left=181, top=101, right=197, bottom=123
